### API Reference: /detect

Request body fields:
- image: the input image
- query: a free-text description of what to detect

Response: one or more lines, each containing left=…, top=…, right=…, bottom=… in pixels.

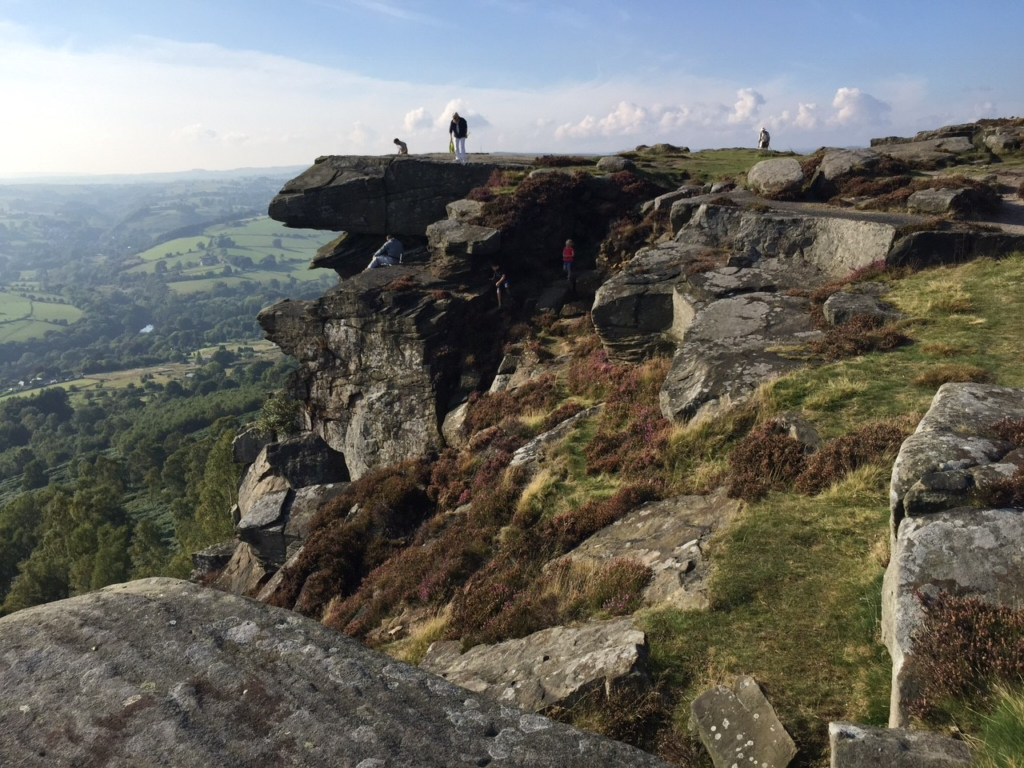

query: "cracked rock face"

left=257, top=270, right=473, bottom=481
left=420, top=618, right=650, bottom=714
left=0, top=579, right=671, bottom=768
left=828, top=721, right=971, bottom=768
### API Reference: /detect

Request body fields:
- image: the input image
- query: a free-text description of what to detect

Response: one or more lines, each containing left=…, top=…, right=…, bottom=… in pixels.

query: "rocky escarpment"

left=883, top=383, right=1024, bottom=727
left=594, top=189, right=1024, bottom=424
left=0, top=579, right=672, bottom=767
left=270, top=154, right=532, bottom=274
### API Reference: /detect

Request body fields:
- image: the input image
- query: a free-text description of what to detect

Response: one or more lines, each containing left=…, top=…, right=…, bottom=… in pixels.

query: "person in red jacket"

left=562, top=239, right=576, bottom=290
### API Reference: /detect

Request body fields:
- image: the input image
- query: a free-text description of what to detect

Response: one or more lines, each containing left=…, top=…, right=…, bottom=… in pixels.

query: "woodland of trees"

left=0, top=357, right=295, bottom=616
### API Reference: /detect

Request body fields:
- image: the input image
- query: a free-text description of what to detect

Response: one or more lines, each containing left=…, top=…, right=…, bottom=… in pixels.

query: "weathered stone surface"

left=232, top=425, right=273, bottom=466
left=815, top=148, right=882, bottom=184
left=648, top=184, right=705, bottom=213
left=258, top=271, right=470, bottom=480
left=442, top=401, right=471, bottom=448
left=236, top=451, right=290, bottom=519
left=446, top=198, right=485, bottom=220
left=265, top=433, right=351, bottom=489
left=906, top=188, right=970, bottom=215
left=426, top=218, right=501, bottom=280
left=889, top=383, right=1024, bottom=535
left=881, top=507, right=1024, bottom=727
left=985, top=131, right=1021, bottom=154
left=237, top=488, right=290, bottom=532
left=669, top=198, right=900, bottom=277
left=510, top=406, right=603, bottom=472
left=774, top=411, right=823, bottom=453
left=659, top=292, right=817, bottom=423
left=887, top=228, right=1024, bottom=269
left=829, top=721, right=972, bottom=767
left=268, top=155, right=529, bottom=237
left=691, top=675, right=797, bottom=768
left=190, top=539, right=239, bottom=579
left=822, top=290, right=903, bottom=327
left=596, top=156, right=636, bottom=172
left=560, top=490, right=741, bottom=610
left=873, top=137, right=976, bottom=169
left=746, top=157, right=804, bottom=198
left=211, top=541, right=271, bottom=596
left=0, top=579, right=671, bottom=768
left=421, top=618, right=650, bottom=713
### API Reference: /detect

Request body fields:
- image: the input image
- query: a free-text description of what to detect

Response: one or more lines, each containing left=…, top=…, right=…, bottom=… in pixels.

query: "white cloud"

left=728, top=88, right=765, bottom=124
left=403, top=107, right=433, bottom=132
left=830, top=87, right=891, bottom=126
left=794, top=102, right=819, bottom=129
left=176, top=123, right=218, bottom=142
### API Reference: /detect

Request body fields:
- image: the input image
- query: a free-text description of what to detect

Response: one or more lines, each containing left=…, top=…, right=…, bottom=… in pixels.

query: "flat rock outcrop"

left=746, top=157, right=804, bottom=198
left=558, top=490, right=741, bottom=610
left=268, top=154, right=530, bottom=237
left=0, top=579, right=670, bottom=768
left=828, top=722, right=971, bottom=768
left=690, top=675, right=797, bottom=768
left=421, top=618, right=650, bottom=713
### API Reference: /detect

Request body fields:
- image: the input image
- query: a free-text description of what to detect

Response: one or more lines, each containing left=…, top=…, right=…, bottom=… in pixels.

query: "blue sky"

left=1, top=0, right=1021, bottom=175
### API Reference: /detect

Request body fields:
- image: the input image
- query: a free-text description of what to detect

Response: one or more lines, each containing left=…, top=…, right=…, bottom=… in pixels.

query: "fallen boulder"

left=690, top=675, right=797, bottom=768
left=828, top=721, right=971, bottom=767
left=421, top=618, right=650, bottom=713
left=746, top=157, right=804, bottom=198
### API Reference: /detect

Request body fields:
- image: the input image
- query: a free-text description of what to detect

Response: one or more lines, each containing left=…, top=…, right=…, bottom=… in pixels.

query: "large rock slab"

left=881, top=507, right=1024, bottom=727
left=426, top=218, right=501, bottom=280
left=873, top=137, right=977, bottom=169
left=690, top=675, right=797, bottom=768
left=659, top=291, right=817, bottom=423
left=0, top=579, right=671, bottom=768
left=421, top=618, right=650, bottom=713
left=828, top=721, right=971, bottom=767
left=268, top=155, right=529, bottom=237
left=746, top=157, right=804, bottom=198
left=559, top=490, right=741, bottom=610
left=889, top=383, right=1024, bottom=537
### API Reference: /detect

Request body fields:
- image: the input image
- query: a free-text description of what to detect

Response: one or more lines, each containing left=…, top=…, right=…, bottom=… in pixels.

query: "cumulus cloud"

left=175, top=123, right=218, bottom=141
left=403, top=107, right=433, bottom=132
left=728, top=88, right=765, bottom=124
left=830, top=87, right=891, bottom=126
left=435, top=99, right=491, bottom=130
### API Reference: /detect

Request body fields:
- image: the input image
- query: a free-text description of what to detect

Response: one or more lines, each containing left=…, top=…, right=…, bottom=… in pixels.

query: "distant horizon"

left=3, top=1, right=1022, bottom=175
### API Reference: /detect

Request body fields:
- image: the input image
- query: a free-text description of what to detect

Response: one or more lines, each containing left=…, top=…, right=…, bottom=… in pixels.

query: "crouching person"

left=366, top=235, right=403, bottom=270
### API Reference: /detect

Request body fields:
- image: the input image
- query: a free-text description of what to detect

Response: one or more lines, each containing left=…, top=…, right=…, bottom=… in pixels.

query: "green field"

left=0, top=289, right=83, bottom=342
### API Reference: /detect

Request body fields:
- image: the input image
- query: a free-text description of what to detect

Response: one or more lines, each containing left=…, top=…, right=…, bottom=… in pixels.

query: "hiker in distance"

left=449, top=112, right=468, bottom=164
left=365, top=235, right=403, bottom=270
left=393, top=138, right=408, bottom=155
left=562, top=239, right=576, bottom=292
left=758, top=126, right=770, bottom=150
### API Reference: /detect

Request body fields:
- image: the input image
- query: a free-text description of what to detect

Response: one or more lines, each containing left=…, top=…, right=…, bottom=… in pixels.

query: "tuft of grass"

left=383, top=612, right=449, bottom=665
left=912, top=363, right=992, bottom=388
left=971, top=686, right=1024, bottom=768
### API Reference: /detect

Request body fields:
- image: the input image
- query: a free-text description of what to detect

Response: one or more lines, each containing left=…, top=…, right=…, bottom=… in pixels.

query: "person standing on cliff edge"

left=449, top=112, right=468, bottom=164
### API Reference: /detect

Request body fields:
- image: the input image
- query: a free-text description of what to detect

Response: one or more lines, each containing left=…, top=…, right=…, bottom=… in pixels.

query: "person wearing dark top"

left=366, top=235, right=403, bottom=269
left=490, top=261, right=509, bottom=307
left=449, top=112, right=468, bottom=164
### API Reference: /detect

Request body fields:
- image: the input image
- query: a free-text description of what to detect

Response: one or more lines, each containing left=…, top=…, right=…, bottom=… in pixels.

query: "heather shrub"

left=539, top=401, right=586, bottom=432
left=465, top=186, right=494, bottom=202
left=909, top=592, right=1024, bottom=722
left=534, top=155, right=596, bottom=168
left=990, top=417, right=1024, bottom=446
left=913, top=363, right=992, bottom=388
left=808, top=315, right=909, bottom=360
left=565, top=345, right=621, bottom=402
left=383, top=275, right=417, bottom=292
left=584, top=358, right=673, bottom=480
left=542, top=483, right=661, bottom=553
left=598, top=208, right=671, bottom=271
left=685, top=248, right=730, bottom=276
left=268, top=459, right=434, bottom=615
left=977, top=464, right=1024, bottom=509
left=794, top=417, right=913, bottom=495
left=726, top=420, right=807, bottom=501
left=464, top=374, right=559, bottom=433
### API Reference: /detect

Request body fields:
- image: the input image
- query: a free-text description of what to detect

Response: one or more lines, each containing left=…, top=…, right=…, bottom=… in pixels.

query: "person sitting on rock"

left=366, top=235, right=403, bottom=270
left=758, top=127, right=770, bottom=150
left=393, top=138, right=408, bottom=155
